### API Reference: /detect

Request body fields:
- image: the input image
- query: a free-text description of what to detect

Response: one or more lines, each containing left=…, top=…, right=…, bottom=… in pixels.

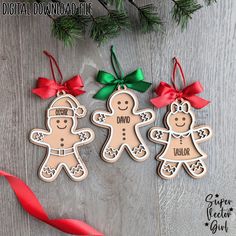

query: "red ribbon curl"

left=150, top=58, right=210, bottom=109
left=0, top=170, right=103, bottom=236
left=32, top=51, right=85, bottom=99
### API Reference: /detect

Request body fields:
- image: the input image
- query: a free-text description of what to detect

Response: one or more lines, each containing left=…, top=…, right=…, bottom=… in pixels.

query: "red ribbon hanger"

left=32, top=51, right=85, bottom=99
left=0, top=170, right=103, bottom=235
left=150, top=58, right=210, bottom=109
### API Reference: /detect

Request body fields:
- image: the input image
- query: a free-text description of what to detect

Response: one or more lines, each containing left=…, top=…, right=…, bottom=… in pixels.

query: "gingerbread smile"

left=57, top=125, right=67, bottom=129
left=118, top=106, right=128, bottom=111
left=175, top=123, right=185, bottom=127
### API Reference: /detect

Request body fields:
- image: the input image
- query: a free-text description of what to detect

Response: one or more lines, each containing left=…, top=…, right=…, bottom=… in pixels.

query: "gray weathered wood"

left=0, top=0, right=235, bottom=235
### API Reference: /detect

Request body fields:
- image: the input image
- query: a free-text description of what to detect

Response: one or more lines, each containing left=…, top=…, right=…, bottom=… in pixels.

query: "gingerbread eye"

left=56, top=120, right=60, bottom=123
left=125, top=101, right=128, bottom=104
left=175, top=118, right=178, bottom=121
left=64, top=120, right=67, bottom=123
left=118, top=101, right=121, bottom=105
left=182, top=117, right=186, bottom=121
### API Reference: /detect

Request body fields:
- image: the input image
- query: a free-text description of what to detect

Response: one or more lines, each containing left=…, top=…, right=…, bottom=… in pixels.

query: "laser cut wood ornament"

left=92, top=46, right=155, bottom=163
left=30, top=51, right=94, bottom=182
left=149, top=58, right=212, bottom=179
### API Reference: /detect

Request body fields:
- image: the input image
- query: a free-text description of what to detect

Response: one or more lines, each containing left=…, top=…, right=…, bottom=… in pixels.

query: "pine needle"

left=109, top=10, right=131, bottom=30
left=90, top=16, right=120, bottom=44
left=138, top=4, right=163, bottom=33
left=172, top=0, right=202, bottom=29
left=52, top=16, right=84, bottom=46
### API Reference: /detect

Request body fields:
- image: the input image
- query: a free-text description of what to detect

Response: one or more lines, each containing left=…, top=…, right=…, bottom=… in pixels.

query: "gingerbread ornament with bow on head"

left=149, top=58, right=212, bottom=179
left=30, top=51, right=94, bottom=182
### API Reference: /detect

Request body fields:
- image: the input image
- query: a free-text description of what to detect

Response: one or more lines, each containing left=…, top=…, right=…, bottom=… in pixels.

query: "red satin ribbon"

left=32, top=51, right=85, bottom=99
left=0, top=170, right=103, bottom=236
left=150, top=58, right=210, bottom=109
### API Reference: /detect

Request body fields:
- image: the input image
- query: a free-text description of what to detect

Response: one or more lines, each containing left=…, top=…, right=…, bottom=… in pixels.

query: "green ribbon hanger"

left=93, top=46, right=152, bottom=100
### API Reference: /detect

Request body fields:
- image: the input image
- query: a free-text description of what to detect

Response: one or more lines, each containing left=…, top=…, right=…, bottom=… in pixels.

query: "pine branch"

left=90, top=16, right=120, bottom=44
left=129, top=1, right=162, bottom=33
left=204, top=0, right=217, bottom=6
left=90, top=0, right=130, bottom=44
left=27, top=0, right=216, bottom=46
left=52, top=16, right=84, bottom=46
left=109, top=10, right=130, bottom=30
left=171, top=0, right=202, bottom=29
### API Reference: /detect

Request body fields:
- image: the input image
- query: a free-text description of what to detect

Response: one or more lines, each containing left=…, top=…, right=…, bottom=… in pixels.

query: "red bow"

left=150, top=81, right=210, bottom=109
left=150, top=58, right=210, bottom=109
left=32, top=51, right=85, bottom=99
left=0, top=170, right=103, bottom=235
left=32, top=75, right=85, bottom=99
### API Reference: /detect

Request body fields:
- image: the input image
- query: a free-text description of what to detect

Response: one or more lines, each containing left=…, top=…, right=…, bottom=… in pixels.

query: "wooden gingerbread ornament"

left=92, top=46, right=155, bottom=163
left=149, top=58, right=212, bottom=179
left=30, top=51, right=94, bottom=182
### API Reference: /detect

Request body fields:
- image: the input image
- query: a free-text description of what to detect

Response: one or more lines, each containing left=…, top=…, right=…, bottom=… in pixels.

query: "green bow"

left=93, top=46, right=152, bottom=100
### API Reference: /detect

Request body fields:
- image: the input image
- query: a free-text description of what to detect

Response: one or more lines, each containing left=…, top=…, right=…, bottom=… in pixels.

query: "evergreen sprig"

left=27, top=0, right=216, bottom=46
left=52, top=16, right=84, bottom=46
left=172, top=0, right=202, bottom=29
left=137, top=4, right=163, bottom=33
left=90, top=15, right=120, bottom=44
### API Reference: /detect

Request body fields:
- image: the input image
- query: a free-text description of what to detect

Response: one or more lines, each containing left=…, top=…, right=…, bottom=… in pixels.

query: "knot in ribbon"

left=93, top=46, right=151, bottom=100
left=32, top=51, right=85, bottom=99
left=150, top=58, right=210, bottom=109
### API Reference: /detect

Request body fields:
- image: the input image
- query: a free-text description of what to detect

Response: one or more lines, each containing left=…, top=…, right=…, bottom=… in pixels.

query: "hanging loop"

left=43, top=51, right=64, bottom=84
left=111, top=46, right=125, bottom=80
left=172, top=57, right=186, bottom=91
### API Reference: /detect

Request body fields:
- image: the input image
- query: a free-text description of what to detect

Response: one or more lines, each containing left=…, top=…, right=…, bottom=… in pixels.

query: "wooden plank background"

left=0, top=0, right=236, bottom=235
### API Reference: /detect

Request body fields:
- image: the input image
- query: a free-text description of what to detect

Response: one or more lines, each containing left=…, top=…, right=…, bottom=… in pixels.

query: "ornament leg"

left=183, top=159, right=207, bottom=178
left=158, top=160, right=181, bottom=179
left=128, top=140, right=149, bottom=161
left=102, top=138, right=123, bottom=163
left=39, top=155, right=62, bottom=182
left=65, top=153, right=88, bottom=181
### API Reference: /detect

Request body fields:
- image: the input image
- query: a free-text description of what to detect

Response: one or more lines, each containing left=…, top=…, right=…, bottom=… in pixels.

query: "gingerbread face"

left=168, top=112, right=193, bottom=133
left=49, top=117, right=74, bottom=132
left=109, top=92, right=135, bottom=113
left=166, top=101, right=194, bottom=133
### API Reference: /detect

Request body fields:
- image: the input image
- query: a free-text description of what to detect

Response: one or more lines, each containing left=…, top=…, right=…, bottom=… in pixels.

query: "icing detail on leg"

left=70, top=163, right=85, bottom=176
left=132, top=144, right=146, bottom=155
left=104, top=147, right=119, bottom=158
left=42, top=166, right=56, bottom=178
left=163, top=163, right=176, bottom=174
left=190, top=160, right=203, bottom=171
left=159, top=161, right=181, bottom=179
left=184, top=159, right=207, bottom=178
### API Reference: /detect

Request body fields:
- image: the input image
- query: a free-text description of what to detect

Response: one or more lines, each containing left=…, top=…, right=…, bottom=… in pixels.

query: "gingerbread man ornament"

left=149, top=100, right=212, bottom=179
left=30, top=93, right=94, bottom=182
left=92, top=88, right=155, bottom=163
